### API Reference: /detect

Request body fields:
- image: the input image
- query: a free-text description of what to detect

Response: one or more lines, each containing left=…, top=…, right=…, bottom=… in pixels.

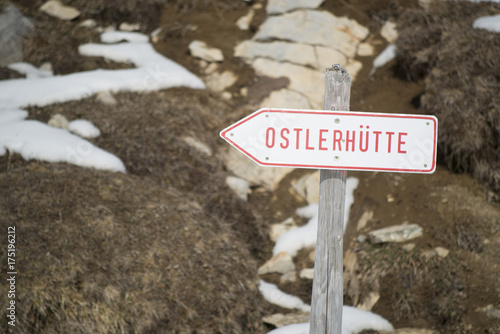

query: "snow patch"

left=7, top=62, right=53, bottom=79
left=68, top=120, right=101, bottom=138
left=100, top=31, right=149, bottom=43
left=0, top=110, right=125, bottom=172
left=273, top=177, right=359, bottom=257
left=473, top=14, right=500, bottom=33
left=258, top=280, right=311, bottom=312
left=370, top=44, right=396, bottom=76
left=267, top=306, right=394, bottom=334
left=0, top=31, right=205, bottom=172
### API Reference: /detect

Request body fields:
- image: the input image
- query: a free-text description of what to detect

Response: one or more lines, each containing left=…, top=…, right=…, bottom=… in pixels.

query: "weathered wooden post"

left=220, top=63, right=437, bottom=334
left=310, top=65, right=351, bottom=333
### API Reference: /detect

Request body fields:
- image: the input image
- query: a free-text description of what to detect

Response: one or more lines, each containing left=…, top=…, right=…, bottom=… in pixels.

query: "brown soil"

left=1, top=0, right=499, bottom=333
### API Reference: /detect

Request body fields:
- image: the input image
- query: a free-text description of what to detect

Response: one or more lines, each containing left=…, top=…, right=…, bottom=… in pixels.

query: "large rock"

left=252, top=58, right=324, bottom=109
left=222, top=147, right=294, bottom=190
left=235, top=40, right=317, bottom=68
left=315, top=46, right=348, bottom=69
left=266, top=0, right=325, bottom=15
left=0, top=5, right=34, bottom=66
left=260, top=88, right=312, bottom=110
left=235, top=40, right=347, bottom=71
left=254, top=10, right=369, bottom=58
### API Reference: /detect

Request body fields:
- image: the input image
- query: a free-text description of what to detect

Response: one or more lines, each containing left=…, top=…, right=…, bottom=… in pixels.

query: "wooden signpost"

left=220, top=65, right=438, bottom=334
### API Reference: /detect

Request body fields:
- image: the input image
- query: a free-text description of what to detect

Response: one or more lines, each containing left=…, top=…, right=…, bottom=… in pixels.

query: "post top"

left=327, top=64, right=346, bottom=73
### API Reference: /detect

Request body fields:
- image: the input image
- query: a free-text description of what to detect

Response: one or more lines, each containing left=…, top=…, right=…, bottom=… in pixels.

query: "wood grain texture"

left=310, top=65, right=351, bottom=334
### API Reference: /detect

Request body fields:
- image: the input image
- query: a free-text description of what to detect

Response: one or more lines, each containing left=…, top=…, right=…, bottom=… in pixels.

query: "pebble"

left=236, top=9, right=254, bottom=30
left=47, top=113, right=69, bottom=129
left=188, top=40, right=224, bottom=62
left=434, top=246, right=450, bottom=258
left=262, top=312, right=310, bottom=328
left=226, top=176, right=251, bottom=201
left=119, top=22, right=140, bottom=32
left=204, top=70, right=237, bottom=92
left=367, top=223, right=423, bottom=243
left=183, top=136, right=213, bottom=156
left=95, top=91, right=117, bottom=105
left=40, top=0, right=80, bottom=20
left=299, top=268, right=314, bottom=280
left=380, top=20, right=398, bottom=43
left=258, top=252, right=295, bottom=275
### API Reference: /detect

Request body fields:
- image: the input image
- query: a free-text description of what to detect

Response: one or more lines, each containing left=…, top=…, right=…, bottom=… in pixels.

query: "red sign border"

left=220, top=108, right=438, bottom=173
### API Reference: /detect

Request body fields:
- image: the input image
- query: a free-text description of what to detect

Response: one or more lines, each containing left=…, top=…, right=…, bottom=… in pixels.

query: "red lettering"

left=386, top=132, right=395, bottom=153
left=294, top=128, right=302, bottom=149
left=280, top=128, right=289, bottom=149
left=305, top=129, right=314, bottom=150
left=398, top=132, right=407, bottom=153
left=346, top=130, right=355, bottom=151
left=266, top=127, right=275, bottom=148
left=333, top=130, right=342, bottom=151
left=360, top=130, right=369, bottom=152
left=373, top=131, right=382, bottom=152
left=319, top=129, right=328, bottom=150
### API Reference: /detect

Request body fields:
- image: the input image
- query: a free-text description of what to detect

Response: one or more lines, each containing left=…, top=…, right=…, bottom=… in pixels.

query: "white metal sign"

left=220, top=108, right=438, bottom=173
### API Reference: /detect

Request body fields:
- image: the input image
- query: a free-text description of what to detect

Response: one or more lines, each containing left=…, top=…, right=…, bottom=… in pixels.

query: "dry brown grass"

left=0, top=149, right=267, bottom=333
left=0, top=85, right=272, bottom=332
left=396, top=1, right=500, bottom=194
left=355, top=243, right=466, bottom=331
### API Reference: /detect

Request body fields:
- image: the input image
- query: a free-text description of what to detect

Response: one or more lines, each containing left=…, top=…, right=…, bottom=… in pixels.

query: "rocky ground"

left=0, top=0, right=499, bottom=333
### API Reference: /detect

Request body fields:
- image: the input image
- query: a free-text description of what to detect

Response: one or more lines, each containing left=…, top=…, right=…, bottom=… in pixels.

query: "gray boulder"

left=0, top=4, right=34, bottom=66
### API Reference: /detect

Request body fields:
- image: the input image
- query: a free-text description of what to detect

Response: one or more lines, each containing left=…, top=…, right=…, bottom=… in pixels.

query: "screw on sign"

left=220, top=65, right=438, bottom=334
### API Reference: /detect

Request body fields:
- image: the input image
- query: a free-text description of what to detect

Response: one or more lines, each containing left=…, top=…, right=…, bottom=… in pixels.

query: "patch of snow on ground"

left=342, top=306, right=394, bottom=334
left=0, top=37, right=205, bottom=109
left=473, top=14, right=500, bottom=33
left=100, top=30, right=149, bottom=43
left=7, top=62, right=53, bottom=79
left=68, top=119, right=101, bottom=138
left=267, top=306, right=394, bottom=334
left=267, top=322, right=309, bottom=334
left=295, top=203, right=318, bottom=219
left=0, top=31, right=205, bottom=172
left=369, top=44, right=396, bottom=76
left=0, top=110, right=125, bottom=172
left=273, top=177, right=359, bottom=257
left=258, top=280, right=311, bottom=312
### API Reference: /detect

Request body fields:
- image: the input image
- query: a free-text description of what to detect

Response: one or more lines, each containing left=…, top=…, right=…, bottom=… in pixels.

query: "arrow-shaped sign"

left=220, top=108, right=438, bottom=173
